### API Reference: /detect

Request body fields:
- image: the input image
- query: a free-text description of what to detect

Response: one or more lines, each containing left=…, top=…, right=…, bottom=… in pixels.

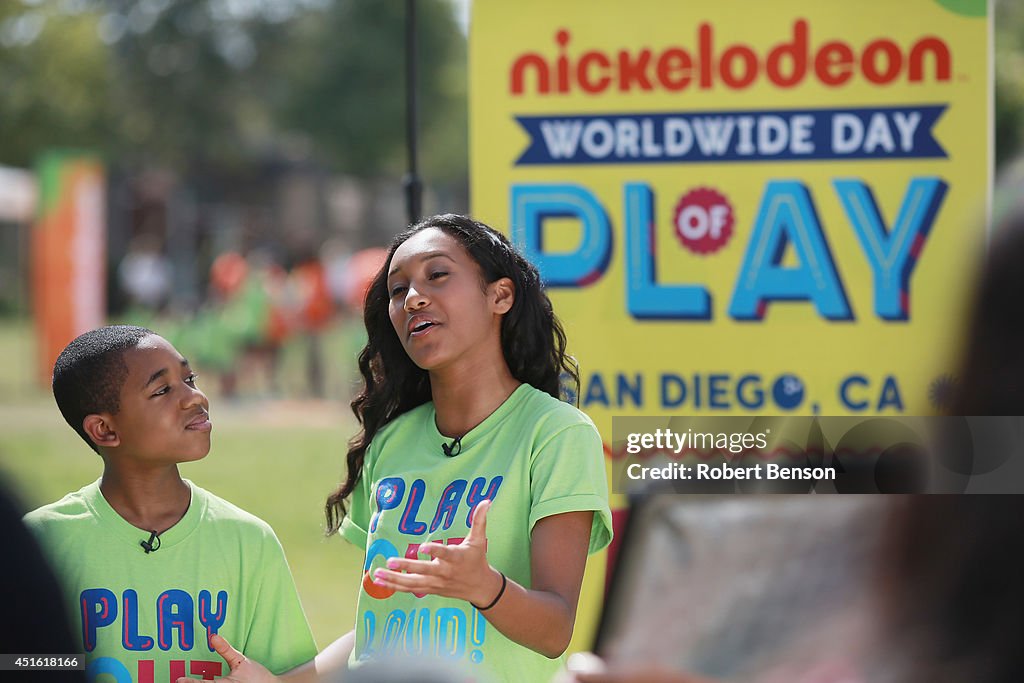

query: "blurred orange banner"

left=32, top=152, right=106, bottom=385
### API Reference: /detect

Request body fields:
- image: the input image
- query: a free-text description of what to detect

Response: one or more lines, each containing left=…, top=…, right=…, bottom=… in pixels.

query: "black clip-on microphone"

left=140, top=530, right=161, bottom=554
left=441, top=436, right=463, bottom=458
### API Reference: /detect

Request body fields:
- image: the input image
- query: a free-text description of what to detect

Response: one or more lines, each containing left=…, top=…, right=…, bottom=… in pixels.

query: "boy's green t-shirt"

left=24, top=480, right=317, bottom=683
left=340, top=383, right=613, bottom=683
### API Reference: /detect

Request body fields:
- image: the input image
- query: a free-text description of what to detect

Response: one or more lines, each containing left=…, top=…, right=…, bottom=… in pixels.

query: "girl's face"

left=386, top=228, right=513, bottom=373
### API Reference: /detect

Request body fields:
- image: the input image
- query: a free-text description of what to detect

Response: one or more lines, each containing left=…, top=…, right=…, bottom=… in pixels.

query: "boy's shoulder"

left=22, top=480, right=280, bottom=549
left=23, top=480, right=101, bottom=531
left=186, top=481, right=278, bottom=542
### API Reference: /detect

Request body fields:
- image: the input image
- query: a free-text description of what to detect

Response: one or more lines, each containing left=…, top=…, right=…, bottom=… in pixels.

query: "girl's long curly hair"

left=325, top=214, right=578, bottom=534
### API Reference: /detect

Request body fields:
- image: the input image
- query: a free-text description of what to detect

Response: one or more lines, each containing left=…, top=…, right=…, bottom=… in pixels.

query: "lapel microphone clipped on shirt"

left=140, top=530, right=161, bottom=554
left=441, top=435, right=463, bottom=457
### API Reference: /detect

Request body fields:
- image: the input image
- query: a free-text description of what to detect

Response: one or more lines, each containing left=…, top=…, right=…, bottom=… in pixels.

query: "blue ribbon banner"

left=514, top=105, right=947, bottom=165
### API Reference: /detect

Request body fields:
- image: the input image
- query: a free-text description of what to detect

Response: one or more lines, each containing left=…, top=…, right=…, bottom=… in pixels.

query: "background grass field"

left=0, top=319, right=363, bottom=649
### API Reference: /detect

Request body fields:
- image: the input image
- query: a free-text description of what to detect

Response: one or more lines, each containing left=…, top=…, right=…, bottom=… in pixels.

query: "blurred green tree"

left=0, top=0, right=466, bottom=182
left=0, top=5, right=113, bottom=167
left=275, top=0, right=467, bottom=182
left=996, top=0, right=1024, bottom=169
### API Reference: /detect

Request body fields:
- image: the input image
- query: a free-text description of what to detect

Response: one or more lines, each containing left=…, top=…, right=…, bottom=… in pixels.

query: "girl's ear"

left=490, top=277, right=515, bottom=315
left=83, top=414, right=121, bottom=449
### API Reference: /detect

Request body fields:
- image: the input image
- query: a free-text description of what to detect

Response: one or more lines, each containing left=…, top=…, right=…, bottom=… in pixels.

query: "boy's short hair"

left=52, top=325, right=155, bottom=453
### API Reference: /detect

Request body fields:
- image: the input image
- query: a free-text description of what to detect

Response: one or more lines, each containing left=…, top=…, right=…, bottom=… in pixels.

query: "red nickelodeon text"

left=510, top=20, right=952, bottom=95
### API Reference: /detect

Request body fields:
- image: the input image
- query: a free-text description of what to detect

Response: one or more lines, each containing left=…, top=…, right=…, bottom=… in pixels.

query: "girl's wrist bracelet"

left=472, top=570, right=507, bottom=611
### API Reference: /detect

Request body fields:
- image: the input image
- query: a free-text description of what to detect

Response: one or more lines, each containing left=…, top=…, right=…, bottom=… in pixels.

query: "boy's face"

left=101, top=335, right=212, bottom=465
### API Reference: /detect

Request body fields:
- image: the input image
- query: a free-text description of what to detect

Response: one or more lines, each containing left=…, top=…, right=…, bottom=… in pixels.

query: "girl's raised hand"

left=371, top=499, right=504, bottom=607
left=175, top=633, right=280, bottom=683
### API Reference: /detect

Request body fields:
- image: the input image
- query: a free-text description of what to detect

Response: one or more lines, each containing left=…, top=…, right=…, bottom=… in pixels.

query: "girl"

left=181, top=215, right=612, bottom=683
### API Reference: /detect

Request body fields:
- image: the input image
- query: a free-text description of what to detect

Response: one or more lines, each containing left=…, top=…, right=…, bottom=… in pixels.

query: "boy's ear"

left=490, top=277, right=515, bottom=315
left=83, top=414, right=120, bottom=449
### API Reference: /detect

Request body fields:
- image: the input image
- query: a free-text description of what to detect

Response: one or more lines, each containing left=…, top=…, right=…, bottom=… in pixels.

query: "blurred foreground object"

left=586, top=494, right=1024, bottom=683
left=952, top=158, right=1024, bottom=414
left=878, top=496, right=1024, bottom=683
left=0, top=477, right=85, bottom=682
left=596, top=496, right=885, bottom=683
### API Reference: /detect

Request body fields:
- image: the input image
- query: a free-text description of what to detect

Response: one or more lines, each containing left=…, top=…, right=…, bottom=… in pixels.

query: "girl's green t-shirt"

left=341, top=383, right=613, bottom=683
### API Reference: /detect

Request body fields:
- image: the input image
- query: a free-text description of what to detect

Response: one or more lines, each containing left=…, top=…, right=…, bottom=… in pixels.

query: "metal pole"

left=404, top=0, right=423, bottom=225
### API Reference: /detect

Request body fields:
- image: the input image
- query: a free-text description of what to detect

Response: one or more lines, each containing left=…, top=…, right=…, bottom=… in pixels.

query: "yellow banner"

left=472, top=0, right=990, bottom=426
left=470, top=0, right=990, bottom=650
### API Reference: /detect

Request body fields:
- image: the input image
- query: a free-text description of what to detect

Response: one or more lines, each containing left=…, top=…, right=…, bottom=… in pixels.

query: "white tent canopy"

left=0, top=165, right=36, bottom=223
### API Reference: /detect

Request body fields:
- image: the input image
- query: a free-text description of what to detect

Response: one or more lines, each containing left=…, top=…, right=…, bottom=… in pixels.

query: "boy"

left=24, top=325, right=318, bottom=683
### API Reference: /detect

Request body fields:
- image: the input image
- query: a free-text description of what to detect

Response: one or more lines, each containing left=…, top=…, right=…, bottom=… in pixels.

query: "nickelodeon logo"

left=510, top=21, right=952, bottom=95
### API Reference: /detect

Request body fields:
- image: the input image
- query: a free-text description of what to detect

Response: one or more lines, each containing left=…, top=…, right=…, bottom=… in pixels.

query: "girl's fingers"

left=375, top=503, right=494, bottom=601
left=465, top=499, right=490, bottom=546
left=416, top=542, right=455, bottom=560
left=373, top=569, right=440, bottom=592
left=384, top=557, right=442, bottom=574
